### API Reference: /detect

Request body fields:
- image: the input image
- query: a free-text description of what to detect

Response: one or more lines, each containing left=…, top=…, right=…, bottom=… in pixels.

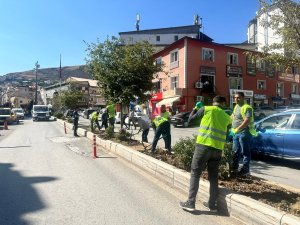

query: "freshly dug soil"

left=99, top=132, right=300, bottom=217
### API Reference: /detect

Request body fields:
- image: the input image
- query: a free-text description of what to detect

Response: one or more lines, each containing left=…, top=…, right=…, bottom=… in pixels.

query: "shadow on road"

left=0, top=163, right=58, bottom=225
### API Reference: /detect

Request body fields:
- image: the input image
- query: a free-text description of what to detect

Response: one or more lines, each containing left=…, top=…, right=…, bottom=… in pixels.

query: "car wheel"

left=183, top=121, right=189, bottom=128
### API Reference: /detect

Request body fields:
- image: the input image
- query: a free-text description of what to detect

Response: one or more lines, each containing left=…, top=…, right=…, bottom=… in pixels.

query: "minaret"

left=136, top=13, right=140, bottom=31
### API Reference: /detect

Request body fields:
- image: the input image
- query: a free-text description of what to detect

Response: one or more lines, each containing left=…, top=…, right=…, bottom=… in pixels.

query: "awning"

left=157, top=96, right=180, bottom=107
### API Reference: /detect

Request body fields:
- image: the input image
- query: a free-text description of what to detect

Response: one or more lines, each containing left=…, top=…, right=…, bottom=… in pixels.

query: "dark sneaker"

left=203, top=202, right=218, bottom=213
left=179, top=201, right=195, bottom=212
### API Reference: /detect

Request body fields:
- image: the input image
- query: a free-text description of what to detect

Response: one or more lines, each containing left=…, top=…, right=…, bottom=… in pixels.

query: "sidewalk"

left=58, top=119, right=300, bottom=225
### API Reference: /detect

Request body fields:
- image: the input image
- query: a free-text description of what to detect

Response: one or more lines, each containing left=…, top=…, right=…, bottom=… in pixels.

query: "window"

left=170, top=50, right=178, bottom=63
left=227, top=53, right=238, bottom=65
left=291, top=115, right=300, bottom=129
left=202, top=48, right=214, bottom=61
left=259, top=114, right=291, bottom=130
left=170, top=76, right=178, bottom=89
left=292, top=65, right=299, bottom=74
left=174, top=35, right=178, bottom=41
left=256, top=59, right=265, bottom=71
left=229, top=78, right=242, bottom=89
left=155, top=57, right=162, bottom=66
left=257, top=80, right=266, bottom=90
left=276, top=82, right=284, bottom=97
left=156, top=36, right=160, bottom=42
left=292, top=84, right=298, bottom=94
left=170, top=49, right=179, bottom=69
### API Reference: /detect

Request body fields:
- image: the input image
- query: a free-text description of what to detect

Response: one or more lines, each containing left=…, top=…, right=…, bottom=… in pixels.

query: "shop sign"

left=278, top=73, right=299, bottom=83
left=226, top=65, right=242, bottom=77
left=230, top=89, right=253, bottom=97
left=151, top=92, right=163, bottom=101
left=254, top=94, right=266, bottom=99
left=200, top=66, right=216, bottom=75
left=291, top=94, right=300, bottom=100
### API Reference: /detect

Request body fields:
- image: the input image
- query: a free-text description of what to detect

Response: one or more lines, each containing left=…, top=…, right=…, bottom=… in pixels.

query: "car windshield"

left=14, top=110, right=23, bottom=113
left=34, top=106, right=48, bottom=111
left=0, top=109, right=10, bottom=115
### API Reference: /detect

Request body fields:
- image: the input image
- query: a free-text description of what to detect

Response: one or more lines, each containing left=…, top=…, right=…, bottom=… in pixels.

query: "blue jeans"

left=232, top=131, right=252, bottom=173
left=188, top=144, right=222, bottom=207
left=151, top=121, right=171, bottom=152
left=142, top=128, right=149, bottom=142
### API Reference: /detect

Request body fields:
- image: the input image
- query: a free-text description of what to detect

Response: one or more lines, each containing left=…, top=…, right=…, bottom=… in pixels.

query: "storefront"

left=253, top=94, right=268, bottom=107
left=149, top=92, right=163, bottom=118
left=290, top=94, right=300, bottom=105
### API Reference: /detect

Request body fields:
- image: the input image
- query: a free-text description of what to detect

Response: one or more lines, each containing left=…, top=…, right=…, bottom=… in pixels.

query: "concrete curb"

left=57, top=119, right=300, bottom=225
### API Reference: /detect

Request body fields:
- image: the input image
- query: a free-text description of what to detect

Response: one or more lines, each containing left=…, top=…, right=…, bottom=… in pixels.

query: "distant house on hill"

left=41, top=77, right=105, bottom=108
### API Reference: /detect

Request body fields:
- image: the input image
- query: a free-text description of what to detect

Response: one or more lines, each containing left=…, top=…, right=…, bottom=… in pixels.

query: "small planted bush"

left=103, top=126, right=114, bottom=139
left=54, top=112, right=63, bottom=119
left=173, top=136, right=196, bottom=170
left=116, top=128, right=131, bottom=141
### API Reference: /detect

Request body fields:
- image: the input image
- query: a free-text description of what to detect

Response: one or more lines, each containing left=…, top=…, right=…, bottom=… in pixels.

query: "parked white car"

left=12, top=108, right=25, bottom=120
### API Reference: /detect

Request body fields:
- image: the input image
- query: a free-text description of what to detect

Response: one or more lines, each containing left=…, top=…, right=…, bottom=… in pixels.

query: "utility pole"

left=35, top=61, right=40, bottom=105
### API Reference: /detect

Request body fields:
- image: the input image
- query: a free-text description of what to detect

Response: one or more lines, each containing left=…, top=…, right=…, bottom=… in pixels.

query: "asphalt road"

left=77, top=117, right=300, bottom=191
left=0, top=119, right=240, bottom=225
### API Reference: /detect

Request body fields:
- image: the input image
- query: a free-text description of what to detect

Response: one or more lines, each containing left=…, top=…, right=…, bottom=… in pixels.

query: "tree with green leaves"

left=255, top=0, right=300, bottom=69
left=52, top=85, right=83, bottom=113
left=85, top=37, right=164, bottom=127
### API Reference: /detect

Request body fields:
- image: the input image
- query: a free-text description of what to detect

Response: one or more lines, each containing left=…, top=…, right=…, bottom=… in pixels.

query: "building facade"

left=151, top=37, right=300, bottom=115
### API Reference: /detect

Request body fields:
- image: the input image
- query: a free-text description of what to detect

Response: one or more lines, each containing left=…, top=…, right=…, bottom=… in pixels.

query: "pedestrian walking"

left=180, top=96, right=232, bottom=212
left=230, top=92, right=257, bottom=176
left=73, top=108, right=79, bottom=137
left=151, top=104, right=172, bottom=153
left=137, top=116, right=150, bottom=143
left=90, top=111, right=101, bottom=133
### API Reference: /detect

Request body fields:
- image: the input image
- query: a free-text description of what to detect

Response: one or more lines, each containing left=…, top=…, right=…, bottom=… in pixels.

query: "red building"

left=151, top=37, right=300, bottom=114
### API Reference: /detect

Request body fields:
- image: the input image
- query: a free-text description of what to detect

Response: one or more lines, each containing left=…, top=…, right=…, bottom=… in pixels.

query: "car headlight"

left=33, top=113, right=37, bottom=116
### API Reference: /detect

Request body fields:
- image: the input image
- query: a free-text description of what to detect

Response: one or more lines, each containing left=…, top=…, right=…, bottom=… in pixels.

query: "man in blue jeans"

left=180, top=96, right=232, bottom=212
left=231, top=92, right=256, bottom=176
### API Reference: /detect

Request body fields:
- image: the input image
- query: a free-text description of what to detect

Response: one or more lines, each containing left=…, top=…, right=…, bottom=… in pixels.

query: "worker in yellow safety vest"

left=180, top=96, right=232, bottom=212
left=230, top=91, right=257, bottom=177
left=90, top=111, right=101, bottom=132
left=151, top=104, right=171, bottom=153
left=106, top=102, right=116, bottom=131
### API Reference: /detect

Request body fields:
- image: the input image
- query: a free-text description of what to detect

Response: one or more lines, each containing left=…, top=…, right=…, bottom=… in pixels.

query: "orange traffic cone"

left=4, top=121, right=8, bottom=130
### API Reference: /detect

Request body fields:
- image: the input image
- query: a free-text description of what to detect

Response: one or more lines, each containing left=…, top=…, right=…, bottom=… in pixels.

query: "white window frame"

left=155, top=57, right=162, bottom=66
left=174, top=35, right=179, bottom=41
left=170, top=49, right=179, bottom=69
left=170, top=75, right=179, bottom=90
left=292, top=83, right=298, bottom=94
left=202, top=48, right=214, bottom=61
left=229, top=78, right=243, bottom=90
left=257, top=80, right=266, bottom=90
left=256, top=59, right=265, bottom=71
left=276, top=82, right=284, bottom=97
left=292, top=65, right=299, bottom=75
left=227, top=52, right=238, bottom=65
left=156, top=35, right=160, bottom=42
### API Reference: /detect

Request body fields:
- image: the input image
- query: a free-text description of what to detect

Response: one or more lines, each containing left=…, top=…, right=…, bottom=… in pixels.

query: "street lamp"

left=35, top=61, right=40, bottom=104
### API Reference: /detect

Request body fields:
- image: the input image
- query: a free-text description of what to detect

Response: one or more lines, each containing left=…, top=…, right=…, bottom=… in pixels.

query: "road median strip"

left=57, top=119, right=300, bottom=225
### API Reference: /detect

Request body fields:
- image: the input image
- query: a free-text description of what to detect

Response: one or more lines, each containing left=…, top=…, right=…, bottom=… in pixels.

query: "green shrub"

left=67, top=117, right=73, bottom=123
left=54, top=112, right=63, bottom=119
left=219, top=142, right=233, bottom=179
left=116, top=128, right=131, bottom=141
left=103, top=126, right=114, bottom=139
left=173, top=136, right=196, bottom=170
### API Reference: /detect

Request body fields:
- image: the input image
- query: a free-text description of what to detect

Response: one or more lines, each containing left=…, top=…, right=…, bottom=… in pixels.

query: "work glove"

left=231, top=128, right=239, bottom=135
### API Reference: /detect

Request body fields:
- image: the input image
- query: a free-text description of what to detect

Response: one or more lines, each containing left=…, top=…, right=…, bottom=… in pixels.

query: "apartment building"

left=151, top=37, right=300, bottom=114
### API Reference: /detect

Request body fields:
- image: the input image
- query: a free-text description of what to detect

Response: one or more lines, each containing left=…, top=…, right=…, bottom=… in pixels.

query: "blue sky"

left=0, top=0, right=259, bottom=76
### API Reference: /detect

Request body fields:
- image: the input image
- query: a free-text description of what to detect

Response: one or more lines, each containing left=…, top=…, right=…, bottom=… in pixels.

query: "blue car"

left=252, top=109, right=300, bottom=162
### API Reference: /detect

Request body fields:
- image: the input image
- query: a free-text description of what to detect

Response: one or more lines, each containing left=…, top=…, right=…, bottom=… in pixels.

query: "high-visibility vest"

left=91, top=111, right=98, bottom=122
left=196, top=106, right=232, bottom=150
left=153, top=111, right=169, bottom=127
left=233, top=104, right=257, bottom=136
left=106, top=104, right=115, bottom=119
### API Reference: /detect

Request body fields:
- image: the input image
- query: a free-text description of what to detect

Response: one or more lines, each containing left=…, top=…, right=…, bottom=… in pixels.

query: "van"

left=32, top=105, right=51, bottom=121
